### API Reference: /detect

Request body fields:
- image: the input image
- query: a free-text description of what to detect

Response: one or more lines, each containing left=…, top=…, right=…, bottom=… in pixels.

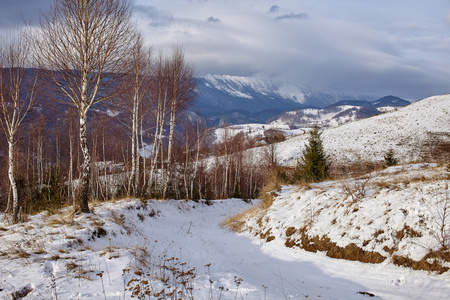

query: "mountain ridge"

left=193, top=74, right=379, bottom=126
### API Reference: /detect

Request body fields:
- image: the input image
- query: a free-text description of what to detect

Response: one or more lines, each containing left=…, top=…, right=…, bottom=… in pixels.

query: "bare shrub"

left=430, top=186, right=450, bottom=249
left=342, top=175, right=372, bottom=203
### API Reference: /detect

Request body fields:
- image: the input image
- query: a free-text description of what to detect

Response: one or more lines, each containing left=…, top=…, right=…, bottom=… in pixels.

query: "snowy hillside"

left=268, top=96, right=410, bottom=129
left=232, top=163, right=450, bottom=298
left=240, top=164, right=449, bottom=264
left=262, top=94, right=450, bottom=166
left=268, top=105, right=379, bottom=128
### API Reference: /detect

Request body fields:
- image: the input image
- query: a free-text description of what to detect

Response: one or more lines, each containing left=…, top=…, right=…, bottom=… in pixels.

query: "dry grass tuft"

left=383, top=246, right=396, bottom=255
left=285, top=227, right=297, bottom=237
left=372, top=229, right=384, bottom=238
left=221, top=205, right=260, bottom=233
left=285, top=227, right=386, bottom=264
left=260, top=229, right=272, bottom=240
left=266, top=236, right=275, bottom=242
left=392, top=250, right=450, bottom=274
left=15, top=249, right=31, bottom=259
left=66, top=261, right=79, bottom=271
left=223, top=170, right=283, bottom=233
left=394, top=224, right=422, bottom=240
left=46, top=209, right=76, bottom=227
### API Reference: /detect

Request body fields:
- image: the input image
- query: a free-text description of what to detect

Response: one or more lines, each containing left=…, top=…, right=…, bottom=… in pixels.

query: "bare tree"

left=0, top=30, right=37, bottom=223
left=161, top=47, right=196, bottom=199
left=32, top=0, right=138, bottom=212
left=120, top=36, right=152, bottom=196
left=147, top=54, right=170, bottom=196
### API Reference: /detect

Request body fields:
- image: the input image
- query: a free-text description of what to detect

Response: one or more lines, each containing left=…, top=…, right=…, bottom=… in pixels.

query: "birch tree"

left=147, top=54, right=169, bottom=196
left=121, top=36, right=152, bottom=196
left=32, top=0, right=138, bottom=212
left=0, top=30, right=37, bottom=223
left=161, top=47, right=196, bottom=199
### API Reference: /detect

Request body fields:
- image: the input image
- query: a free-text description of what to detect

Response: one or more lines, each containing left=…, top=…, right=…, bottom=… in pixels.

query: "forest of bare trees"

left=0, top=0, right=274, bottom=223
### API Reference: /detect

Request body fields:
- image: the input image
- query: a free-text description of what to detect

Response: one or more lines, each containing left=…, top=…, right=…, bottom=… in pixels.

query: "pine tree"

left=383, top=148, right=398, bottom=167
left=293, top=125, right=330, bottom=183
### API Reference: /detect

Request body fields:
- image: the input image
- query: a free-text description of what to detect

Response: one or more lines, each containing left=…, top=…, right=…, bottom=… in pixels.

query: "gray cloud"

left=274, top=13, right=309, bottom=21
left=0, top=0, right=49, bottom=29
left=269, top=5, right=280, bottom=14
left=207, top=17, right=221, bottom=24
left=135, top=5, right=174, bottom=27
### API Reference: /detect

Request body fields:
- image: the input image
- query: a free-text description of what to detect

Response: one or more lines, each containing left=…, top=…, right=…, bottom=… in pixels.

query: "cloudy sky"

left=2, top=0, right=450, bottom=100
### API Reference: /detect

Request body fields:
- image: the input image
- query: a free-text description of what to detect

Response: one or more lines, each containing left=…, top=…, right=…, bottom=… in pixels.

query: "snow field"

left=1, top=163, right=449, bottom=299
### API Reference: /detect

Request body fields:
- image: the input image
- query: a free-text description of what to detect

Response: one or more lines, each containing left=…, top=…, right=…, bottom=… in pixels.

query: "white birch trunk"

left=79, top=111, right=91, bottom=212
left=128, top=96, right=137, bottom=195
left=8, top=138, right=19, bottom=223
left=162, top=102, right=176, bottom=199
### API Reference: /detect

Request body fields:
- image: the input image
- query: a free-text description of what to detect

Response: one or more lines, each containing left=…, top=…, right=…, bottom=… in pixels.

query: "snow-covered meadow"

left=1, top=163, right=449, bottom=299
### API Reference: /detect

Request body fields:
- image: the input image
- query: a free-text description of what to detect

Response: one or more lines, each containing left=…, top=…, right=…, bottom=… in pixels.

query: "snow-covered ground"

left=214, top=123, right=297, bottom=144
left=1, top=164, right=449, bottom=300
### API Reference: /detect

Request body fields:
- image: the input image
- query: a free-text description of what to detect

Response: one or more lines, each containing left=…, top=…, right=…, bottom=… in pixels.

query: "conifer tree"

left=383, top=148, right=398, bottom=167
left=293, top=125, right=330, bottom=183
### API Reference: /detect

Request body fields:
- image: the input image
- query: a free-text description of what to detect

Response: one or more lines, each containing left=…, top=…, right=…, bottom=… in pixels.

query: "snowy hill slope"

left=268, top=105, right=380, bottom=129
left=267, top=94, right=450, bottom=166
left=268, top=96, right=410, bottom=129
left=240, top=164, right=449, bottom=266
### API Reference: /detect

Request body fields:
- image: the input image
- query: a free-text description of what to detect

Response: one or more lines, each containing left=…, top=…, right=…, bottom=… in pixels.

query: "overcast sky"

left=2, top=0, right=450, bottom=100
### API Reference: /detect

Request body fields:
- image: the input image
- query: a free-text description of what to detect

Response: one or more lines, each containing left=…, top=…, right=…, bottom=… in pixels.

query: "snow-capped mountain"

left=193, top=75, right=378, bottom=126
left=268, top=95, right=410, bottom=129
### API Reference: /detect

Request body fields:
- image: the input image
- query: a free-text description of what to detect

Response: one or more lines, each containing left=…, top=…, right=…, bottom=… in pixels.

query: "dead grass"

left=285, top=227, right=297, bottom=237
left=223, top=172, right=282, bottom=233
left=392, top=249, right=450, bottom=274
left=15, top=249, right=31, bottom=259
left=46, top=209, right=76, bottom=227
left=285, top=227, right=386, bottom=264
left=221, top=205, right=260, bottom=233
left=66, top=261, right=79, bottom=271
left=395, top=224, right=422, bottom=240
left=383, top=246, right=396, bottom=255
left=266, top=236, right=275, bottom=242
left=372, top=229, right=384, bottom=238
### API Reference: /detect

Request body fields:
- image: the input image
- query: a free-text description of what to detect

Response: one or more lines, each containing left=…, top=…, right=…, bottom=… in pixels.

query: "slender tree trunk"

left=69, top=128, right=74, bottom=206
left=128, top=94, right=137, bottom=195
left=148, top=91, right=166, bottom=195
left=148, top=104, right=161, bottom=194
left=78, top=111, right=91, bottom=213
left=102, top=128, right=108, bottom=200
left=140, top=120, right=146, bottom=194
left=162, top=102, right=176, bottom=199
left=8, top=137, right=19, bottom=223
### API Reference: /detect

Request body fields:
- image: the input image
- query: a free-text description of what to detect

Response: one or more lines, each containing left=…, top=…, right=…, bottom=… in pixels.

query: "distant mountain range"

left=192, top=75, right=405, bottom=126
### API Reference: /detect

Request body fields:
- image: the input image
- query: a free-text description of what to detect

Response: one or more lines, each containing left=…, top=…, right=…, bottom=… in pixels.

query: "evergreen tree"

left=293, top=125, right=330, bottom=183
left=383, top=148, right=398, bottom=167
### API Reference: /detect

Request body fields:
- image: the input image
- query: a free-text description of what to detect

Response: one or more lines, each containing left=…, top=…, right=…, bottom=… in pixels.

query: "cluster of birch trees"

left=0, top=0, right=198, bottom=222
left=0, top=0, right=274, bottom=223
